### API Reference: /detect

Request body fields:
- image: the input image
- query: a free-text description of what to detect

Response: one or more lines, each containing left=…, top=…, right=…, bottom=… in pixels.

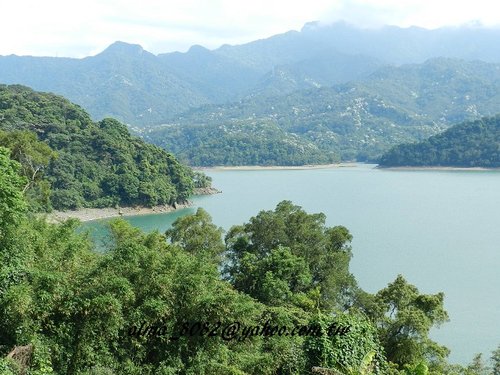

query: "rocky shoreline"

left=193, top=186, right=222, bottom=195
left=193, top=163, right=360, bottom=171
left=44, top=186, right=221, bottom=223
left=44, top=202, right=193, bottom=223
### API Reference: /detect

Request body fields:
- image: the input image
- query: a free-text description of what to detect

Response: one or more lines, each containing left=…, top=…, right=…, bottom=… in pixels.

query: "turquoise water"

left=82, top=164, right=500, bottom=364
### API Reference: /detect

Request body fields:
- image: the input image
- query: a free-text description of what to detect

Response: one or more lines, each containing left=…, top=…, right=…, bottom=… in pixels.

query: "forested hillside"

left=3, top=153, right=498, bottom=373
left=0, top=85, right=208, bottom=211
left=145, top=58, right=500, bottom=165
left=379, top=116, right=500, bottom=167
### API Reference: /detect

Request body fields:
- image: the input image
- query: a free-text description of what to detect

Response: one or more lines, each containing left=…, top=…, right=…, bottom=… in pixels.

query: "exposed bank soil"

left=44, top=202, right=193, bottom=223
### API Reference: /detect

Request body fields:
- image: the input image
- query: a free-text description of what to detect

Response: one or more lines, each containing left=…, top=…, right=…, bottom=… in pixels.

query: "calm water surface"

left=82, top=164, right=500, bottom=364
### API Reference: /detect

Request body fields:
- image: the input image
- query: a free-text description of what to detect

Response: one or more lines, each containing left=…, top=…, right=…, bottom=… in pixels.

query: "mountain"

left=0, top=84, right=209, bottom=210
left=2, top=22, right=500, bottom=125
left=0, top=42, right=210, bottom=125
left=144, top=58, right=500, bottom=165
left=157, top=44, right=264, bottom=103
left=294, top=21, right=500, bottom=64
left=378, top=116, right=500, bottom=167
left=250, top=49, right=383, bottom=98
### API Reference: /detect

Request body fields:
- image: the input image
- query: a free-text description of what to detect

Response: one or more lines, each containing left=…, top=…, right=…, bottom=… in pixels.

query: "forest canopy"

left=2, top=148, right=498, bottom=374
left=0, top=85, right=210, bottom=211
left=378, top=116, right=500, bottom=168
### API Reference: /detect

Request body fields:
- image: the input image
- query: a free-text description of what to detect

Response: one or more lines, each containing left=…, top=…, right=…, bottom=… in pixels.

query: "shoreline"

left=194, top=163, right=358, bottom=171
left=378, top=166, right=500, bottom=171
left=44, top=187, right=221, bottom=224
left=44, top=202, right=193, bottom=224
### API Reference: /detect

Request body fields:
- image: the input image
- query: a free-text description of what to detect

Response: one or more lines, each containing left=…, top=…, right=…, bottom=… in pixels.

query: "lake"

left=82, top=164, right=500, bottom=364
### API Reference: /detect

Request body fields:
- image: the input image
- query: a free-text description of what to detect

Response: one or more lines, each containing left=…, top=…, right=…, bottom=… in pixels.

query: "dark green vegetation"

left=0, top=85, right=209, bottom=211
left=145, top=58, right=500, bottom=165
left=1, top=148, right=499, bottom=374
left=379, top=116, right=500, bottom=167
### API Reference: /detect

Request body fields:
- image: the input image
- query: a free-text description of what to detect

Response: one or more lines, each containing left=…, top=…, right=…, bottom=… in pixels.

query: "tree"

left=0, top=85, right=208, bottom=211
left=403, top=361, right=429, bottom=375
left=360, top=275, right=449, bottom=368
left=230, top=245, right=314, bottom=307
left=492, top=345, right=500, bottom=375
left=225, top=200, right=357, bottom=310
left=464, top=353, right=490, bottom=375
left=304, top=313, right=386, bottom=375
left=0, top=146, right=27, bottom=239
left=0, top=130, right=56, bottom=193
left=165, top=208, right=225, bottom=262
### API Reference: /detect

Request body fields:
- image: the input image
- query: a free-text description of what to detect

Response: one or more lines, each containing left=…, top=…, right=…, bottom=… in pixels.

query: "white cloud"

left=1, top=0, right=500, bottom=57
left=321, top=0, right=500, bottom=29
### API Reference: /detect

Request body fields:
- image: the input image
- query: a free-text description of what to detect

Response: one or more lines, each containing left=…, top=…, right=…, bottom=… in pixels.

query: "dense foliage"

left=148, top=120, right=339, bottom=166
left=224, top=201, right=355, bottom=310
left=379, top=116, right=500, bottom=167
left=0, top=85, right=209, bottom=210
left=145, top=58, right=500, bottom=165
left=2, top=150, right=498, bottom=373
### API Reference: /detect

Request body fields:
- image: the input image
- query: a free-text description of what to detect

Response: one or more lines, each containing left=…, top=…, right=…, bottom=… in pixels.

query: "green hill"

left=378, top=116, right=500, bottom=167
left=145, top=58, right=500, bottom=165
left=0, top=84, right=207, bottom=210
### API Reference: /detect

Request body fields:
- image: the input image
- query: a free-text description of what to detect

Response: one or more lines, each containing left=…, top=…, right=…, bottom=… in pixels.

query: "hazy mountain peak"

left=100, top=41, right=145, bottom=56
left=187, top=44, right=210, bottom=53
left=301, top=21, right=321, bottom=32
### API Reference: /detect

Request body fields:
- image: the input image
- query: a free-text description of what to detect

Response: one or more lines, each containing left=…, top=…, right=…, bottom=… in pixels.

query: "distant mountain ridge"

left=144, top=58, right=500, bottom=165
left=2, top=22, right=500, bottom=125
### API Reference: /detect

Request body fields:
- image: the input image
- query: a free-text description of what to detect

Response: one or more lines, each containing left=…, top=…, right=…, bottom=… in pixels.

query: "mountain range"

left=2, top=21, right=500, bottom=164
left=2, top=22, right=500, bottom=127
left=144, top=58, right=500, bottom=164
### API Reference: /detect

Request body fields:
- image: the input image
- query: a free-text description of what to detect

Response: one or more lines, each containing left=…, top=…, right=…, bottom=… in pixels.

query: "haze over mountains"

left=2, top=21, right=500, bottom=126
left=2, top=21, right=500, bottom=164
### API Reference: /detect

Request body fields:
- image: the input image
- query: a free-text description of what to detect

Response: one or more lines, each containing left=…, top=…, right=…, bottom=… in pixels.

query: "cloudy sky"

left=2, top=0, right=500, bottom=57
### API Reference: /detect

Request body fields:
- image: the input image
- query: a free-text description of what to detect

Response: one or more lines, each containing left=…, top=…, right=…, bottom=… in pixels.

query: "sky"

left=2, top=0, right=500, bottom=58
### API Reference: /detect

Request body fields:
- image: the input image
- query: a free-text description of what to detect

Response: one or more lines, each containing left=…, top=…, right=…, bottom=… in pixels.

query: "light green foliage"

left=403, top=361, right=429, bottom=375
left=225, top=200, right=356, bottom=310
left=327, top=350, right=377, bottom=375
left=304, top=314, right=383, bottom=374
left=0, top=146, right=27, bottom=239
left=0, top=357, right=20, bottom=375
left=359, top=275, right=449, bottom=369
left=0, top=130, right=57, bottom=211
left=0, top=130, right=56, bottom=191
left=165, top=207, right=225, bottom=262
